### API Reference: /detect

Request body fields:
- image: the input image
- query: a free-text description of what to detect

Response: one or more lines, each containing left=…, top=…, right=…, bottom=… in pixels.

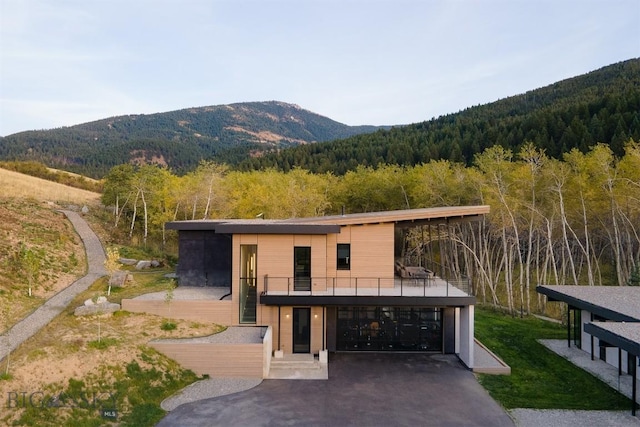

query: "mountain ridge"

left=2, top=59, right=638, bottom=178
left=0, top=100, right=387, bottom=178
left=241, top=59, right=640, bottom=174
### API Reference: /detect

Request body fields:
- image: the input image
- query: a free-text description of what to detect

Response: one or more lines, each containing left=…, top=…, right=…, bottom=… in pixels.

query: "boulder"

left=118, top=258, right=138, bottom=266
left=135, top=260, right=153, bottom=270
left=150, top=260, right=160, bottom=268
left=84, top=298, right=95, bottom=306
left=81, top=205, right=89, bottom=215
left=74, top=302, right=121, bottom=316
left=108, top=270, right=128, bottom=287
left=95, top=296, right=107, bottom=304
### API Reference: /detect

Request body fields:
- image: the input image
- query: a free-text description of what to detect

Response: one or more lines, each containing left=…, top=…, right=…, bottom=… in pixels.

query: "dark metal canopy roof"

left=584, top=322, right=640, bottom=357
left=165, top=219, right=340, bottom=235
left=537, top=285, right=640, bottom=322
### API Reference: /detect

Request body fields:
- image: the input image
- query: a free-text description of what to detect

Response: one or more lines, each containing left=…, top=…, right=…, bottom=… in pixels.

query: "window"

left=294, top=246, right=311, bottom=291
left=239, top=245, right=257, bottom=323
left=337, top=244, right=350, bottom=270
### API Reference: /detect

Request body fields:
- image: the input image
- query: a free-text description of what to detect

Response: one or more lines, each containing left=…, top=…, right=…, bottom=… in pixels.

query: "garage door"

left=336, top=307, right=442, bottom=351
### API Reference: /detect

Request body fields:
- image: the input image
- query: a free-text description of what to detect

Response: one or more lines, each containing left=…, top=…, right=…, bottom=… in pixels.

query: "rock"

left=118, top=258, right=138, bottom=266
left=150, top=260, right=160, bottom=268
left=74, top=302, right=121, bottom=316
left=84, top=298, right=95, bottom=306
left=81, top=205, right=89, bottom=215
left=135, top=260, right=153, bottom=270
left=95, top=296, right=107, bottom=304
left=108, top=270, right=128, bottom=287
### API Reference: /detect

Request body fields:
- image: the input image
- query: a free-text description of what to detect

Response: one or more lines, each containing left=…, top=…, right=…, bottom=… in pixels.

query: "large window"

left=239, top=245, right=257, bottom=323
left=337, top=244, right=351, bottom=270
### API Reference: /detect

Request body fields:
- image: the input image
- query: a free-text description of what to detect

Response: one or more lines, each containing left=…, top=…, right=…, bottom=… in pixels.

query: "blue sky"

left=1, top=0, right=638, bottom=136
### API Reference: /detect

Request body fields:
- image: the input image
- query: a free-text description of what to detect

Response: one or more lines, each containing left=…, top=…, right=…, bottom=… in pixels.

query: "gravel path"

left=510, top=409, right=640, bottom=426
left=0, top=210, right=107, bottom=362
left=161, top=377, right=263, bottom=411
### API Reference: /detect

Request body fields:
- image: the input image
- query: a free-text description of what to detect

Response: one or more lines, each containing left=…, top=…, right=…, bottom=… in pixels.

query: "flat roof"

left=584, top=322, right=640, bottom=357
left=166, top=205, right=490, bottom=233
left=165, top=219, right=340, bottom=234
left=537, top=285, right=640, bottom=322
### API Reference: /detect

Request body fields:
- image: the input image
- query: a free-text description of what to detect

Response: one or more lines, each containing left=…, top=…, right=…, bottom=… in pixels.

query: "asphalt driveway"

left=157, top=353, right=514, bottom=427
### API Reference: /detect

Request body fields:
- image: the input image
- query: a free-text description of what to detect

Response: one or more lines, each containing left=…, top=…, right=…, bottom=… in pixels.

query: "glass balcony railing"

left=261, top=275, right=472, bottom=298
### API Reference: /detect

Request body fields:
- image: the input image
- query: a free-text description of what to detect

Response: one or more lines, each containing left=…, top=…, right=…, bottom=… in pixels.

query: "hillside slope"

left=242, top=59, right=640, bottom=174
left=0, top=167, right=101, bottom=204
left=0, top=101, right=384, bottom=178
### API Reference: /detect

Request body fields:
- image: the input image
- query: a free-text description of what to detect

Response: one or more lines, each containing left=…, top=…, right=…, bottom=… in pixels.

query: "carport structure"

left=537, top=285, right=640, bottom=416
left=584, top=322, right=640, bottom=416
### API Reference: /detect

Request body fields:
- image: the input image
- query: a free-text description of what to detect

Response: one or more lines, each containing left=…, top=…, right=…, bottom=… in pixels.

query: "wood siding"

left=121, top=299, right=234, bottom=325
left=149, top=342, right=264, bottom=378
left=233, top=223, right=395, bottom=295
left=273, top=306, right=325, bottom=355
left=335, top=223, right=395, bottom=287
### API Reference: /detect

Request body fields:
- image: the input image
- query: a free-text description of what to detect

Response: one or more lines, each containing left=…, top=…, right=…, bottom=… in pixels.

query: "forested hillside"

left=0, top=101, right=383, bottom=178
left=241, top=59, right=640, bottom=174
left=102, top=141, right=640, bottom=313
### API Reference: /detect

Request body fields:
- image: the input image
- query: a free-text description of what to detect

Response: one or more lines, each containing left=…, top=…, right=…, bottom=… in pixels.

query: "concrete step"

left=270, top=361, right=322, bottom=370
left=268, top=353, right=328, bottom=380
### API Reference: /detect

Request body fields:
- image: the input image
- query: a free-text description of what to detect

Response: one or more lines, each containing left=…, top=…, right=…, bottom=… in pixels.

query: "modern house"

left=537, top=285, right=640, bottom=415
left=157, top=206, right=489, bottom=371
left=122, top=206, right=496, bottom=377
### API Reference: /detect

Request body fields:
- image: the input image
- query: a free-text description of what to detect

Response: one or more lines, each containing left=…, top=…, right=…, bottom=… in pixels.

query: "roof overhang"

left=584, top=322, right=640, bottom=357
left=165, top=220, right=340, bottom=235
left=536, top=285, right=640, bottom=322
left=166, top=206, right=490, bottom=234
left=286, top=205, right=490, bottom=227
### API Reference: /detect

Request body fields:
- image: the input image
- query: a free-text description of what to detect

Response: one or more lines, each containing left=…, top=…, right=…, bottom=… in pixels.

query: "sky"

left=0, top=0, right=638, bottom=137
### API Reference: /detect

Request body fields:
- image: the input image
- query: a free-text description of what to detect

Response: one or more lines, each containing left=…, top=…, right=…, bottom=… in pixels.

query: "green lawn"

left=475, top=307, right=631, bottom=410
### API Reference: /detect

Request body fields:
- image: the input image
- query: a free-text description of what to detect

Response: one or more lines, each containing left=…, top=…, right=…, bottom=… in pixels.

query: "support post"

left=322, top=306, right=326, bottom=350
left=633, top=355, right=637, bottom=417
left=567, top=305, right=571, bottom=348
left=619, top=349, right=622, bottom=376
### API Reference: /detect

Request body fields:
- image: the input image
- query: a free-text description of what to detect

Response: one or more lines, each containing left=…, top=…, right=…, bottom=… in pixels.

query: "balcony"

left=260, top=275, right=474, bottom=306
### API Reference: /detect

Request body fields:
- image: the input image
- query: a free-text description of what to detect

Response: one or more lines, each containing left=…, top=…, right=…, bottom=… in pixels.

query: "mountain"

left=0, top=101, right=386, bottom=178
left=241, top=59, right=640, bottom=175
left=3, top=60, right=638, bottom=179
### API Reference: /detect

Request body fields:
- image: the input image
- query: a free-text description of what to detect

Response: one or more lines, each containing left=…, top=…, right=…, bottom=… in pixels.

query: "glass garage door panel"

left=336, top=307, right=442, bottom=352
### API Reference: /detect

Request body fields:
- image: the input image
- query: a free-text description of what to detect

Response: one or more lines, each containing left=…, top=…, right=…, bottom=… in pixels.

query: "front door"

left=294, top=246, right=311, bottom=291
left=293, top=307, right=311, bottom=353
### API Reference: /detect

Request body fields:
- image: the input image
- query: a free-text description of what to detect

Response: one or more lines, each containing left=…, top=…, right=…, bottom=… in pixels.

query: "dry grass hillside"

left=0, top=168, right=214, bottom=425
left=0, top=167, right=100, bottom=203
left=0, top=168, right=101, bottom=334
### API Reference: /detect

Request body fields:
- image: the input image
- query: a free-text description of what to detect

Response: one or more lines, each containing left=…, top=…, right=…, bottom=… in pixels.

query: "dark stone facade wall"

left=176, top=231, right=232, bottom=287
